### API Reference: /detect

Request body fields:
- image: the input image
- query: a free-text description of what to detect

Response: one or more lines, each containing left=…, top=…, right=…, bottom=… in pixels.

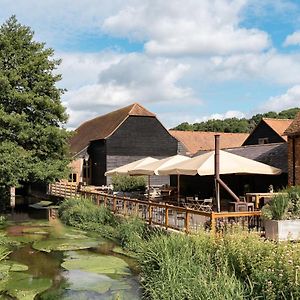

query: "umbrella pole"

left=148, top=175, right=150, bottom=201
left=177, top=174, right=180, bottom=205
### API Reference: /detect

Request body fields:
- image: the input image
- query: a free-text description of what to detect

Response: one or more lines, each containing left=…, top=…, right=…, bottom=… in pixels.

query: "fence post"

left=124, top=199, right=127, bottom=216
left=165, top=204, right=169, bottom=229
left=113, top=196, right=117, bottom=213
left=149, top=203, right=152, bottom=225
left=185, top=208, right=190, bottom=234
left=211, top=212, right=216, bottom=235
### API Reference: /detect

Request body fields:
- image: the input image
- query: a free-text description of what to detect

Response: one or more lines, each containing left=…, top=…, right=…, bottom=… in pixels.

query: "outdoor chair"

left=198, top=198, right=213, bottom=212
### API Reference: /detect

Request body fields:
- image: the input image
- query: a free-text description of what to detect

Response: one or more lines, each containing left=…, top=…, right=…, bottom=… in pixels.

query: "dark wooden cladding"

left=88, top=115, right=178, bottom=185
left=243, top=121, right=285, bottom=145
left=88, top=140, right=107, bottom=186
left=106, top=116, right=178, bottom=156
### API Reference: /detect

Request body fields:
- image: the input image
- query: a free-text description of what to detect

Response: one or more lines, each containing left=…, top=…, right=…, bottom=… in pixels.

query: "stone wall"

left=288, top=136, right=300, bottom=186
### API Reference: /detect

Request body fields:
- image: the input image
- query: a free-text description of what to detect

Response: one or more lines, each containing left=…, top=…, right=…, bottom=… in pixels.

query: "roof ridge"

left=169, top=130, right=248, bottom=135
left=262, top=117, right=293, bottom=121
left=223, top=142, right=285, bottom=151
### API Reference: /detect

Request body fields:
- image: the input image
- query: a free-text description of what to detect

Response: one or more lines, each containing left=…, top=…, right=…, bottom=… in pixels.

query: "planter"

left=264, top=219, right=300, bottom=241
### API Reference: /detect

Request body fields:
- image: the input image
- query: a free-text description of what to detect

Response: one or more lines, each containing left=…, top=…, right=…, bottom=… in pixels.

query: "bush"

left=58, top=197, right=118, bottom=228
left=115, top=217, right=146, bottom=251
left=262, top=186, right=300, bottom=220
left=112, top=174, right=146, bottom=192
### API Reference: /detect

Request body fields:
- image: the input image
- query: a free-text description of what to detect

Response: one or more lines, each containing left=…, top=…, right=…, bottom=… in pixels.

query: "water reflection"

left=3, top=221, right=141, bottom=299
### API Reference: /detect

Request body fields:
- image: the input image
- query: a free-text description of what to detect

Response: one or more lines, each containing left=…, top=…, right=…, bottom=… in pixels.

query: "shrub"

left=0, top=216, right=6, bottom=228
left=58, top=197, right=118, bottom=228
left=115, top=217, right=146, bottom=251
left=262, top=186, right=300, bottom=220
left=112, top=174, right=146, bottom=192
left=262, top=193, right=290, bottom=220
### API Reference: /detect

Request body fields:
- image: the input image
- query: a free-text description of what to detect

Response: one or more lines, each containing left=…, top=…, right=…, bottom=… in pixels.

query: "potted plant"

left=262, top=186, right=300, bottom=241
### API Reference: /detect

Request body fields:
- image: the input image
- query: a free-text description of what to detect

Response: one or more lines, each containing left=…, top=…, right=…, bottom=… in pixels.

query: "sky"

left=1, top=0, right=300, bottom=129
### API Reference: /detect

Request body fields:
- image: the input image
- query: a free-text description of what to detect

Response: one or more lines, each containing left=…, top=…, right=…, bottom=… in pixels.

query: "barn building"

left=285, top=112, right=300, bottom=186
left=242, top=118, right=292, bottom=146
left=69, top=103, right=178, bottom=186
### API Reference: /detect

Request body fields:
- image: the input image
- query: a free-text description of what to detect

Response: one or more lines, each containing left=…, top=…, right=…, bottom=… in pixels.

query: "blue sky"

left=1, top=0, right=300, bottom=129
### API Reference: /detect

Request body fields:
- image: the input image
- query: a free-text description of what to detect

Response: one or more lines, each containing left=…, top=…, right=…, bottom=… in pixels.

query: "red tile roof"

left=262, top=118, right=293, bottom=141
left=284, top=112, right=300, bottom=136
left=169, top=130, right=249, bottom=155
left=70, top=103, right=155, bottom=154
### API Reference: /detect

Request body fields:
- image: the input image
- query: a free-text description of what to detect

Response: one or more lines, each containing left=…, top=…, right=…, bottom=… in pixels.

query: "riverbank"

left=0, top=216, right=141, bottom=299
left=58, top=197, right=300, bottom=300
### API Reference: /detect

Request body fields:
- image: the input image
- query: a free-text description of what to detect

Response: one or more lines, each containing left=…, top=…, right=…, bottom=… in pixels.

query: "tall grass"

left=59, top=197, right=300, bottom=299
left=58, top=197, right=118, bottom=238
left=139, top=233, right=245, bottom=300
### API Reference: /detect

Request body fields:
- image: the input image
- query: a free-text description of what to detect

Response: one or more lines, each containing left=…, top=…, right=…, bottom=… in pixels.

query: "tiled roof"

left=262, top=118, right=293, bottom=141
left=224, top=143, right=288, bottom=173
left=70, top=103, right=155, bottom=155
left=284, top=112, right=300, bottom=136
left=169, top=130, right=249, bottom=155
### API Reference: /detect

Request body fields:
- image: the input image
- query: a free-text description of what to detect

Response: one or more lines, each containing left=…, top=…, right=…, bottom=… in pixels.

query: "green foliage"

left=262, top=194, right=290, bottom=220
left=172, top=107, right=300, bottom=133
left=139, top=233, right=245, bottom=300
left=58, top=196, right=300, bottom=299
left=0, top=216, right=6, bottom=228
left=58, top=197, right=117, bottom=228
left=262, top=186, right=300, bottom=220
left=112, top=174, right=146, bottom=192
left=115, top=217, right=146, bottom=251
left=0, top=16, right=71, bottom=191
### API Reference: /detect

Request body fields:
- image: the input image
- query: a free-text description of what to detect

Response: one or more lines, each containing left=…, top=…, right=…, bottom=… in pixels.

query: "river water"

left=0, top=219, right=141, bottom=300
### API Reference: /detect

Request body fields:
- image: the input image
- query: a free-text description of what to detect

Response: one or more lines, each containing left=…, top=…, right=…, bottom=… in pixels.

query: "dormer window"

left=258, top=137, right=269, bottom=144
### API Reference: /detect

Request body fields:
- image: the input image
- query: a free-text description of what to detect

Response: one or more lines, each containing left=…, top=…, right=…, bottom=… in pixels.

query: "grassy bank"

left=58, top=197, right=300, bottom=299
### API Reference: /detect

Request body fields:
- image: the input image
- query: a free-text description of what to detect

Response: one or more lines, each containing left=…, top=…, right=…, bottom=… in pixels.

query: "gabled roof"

left=262, top=118, right=293, bottom=141
left=284, top=112, right=300, bottom=136
left=70, top=103, right=156, bottom=155
left=169, top=130, right=249, bottom=155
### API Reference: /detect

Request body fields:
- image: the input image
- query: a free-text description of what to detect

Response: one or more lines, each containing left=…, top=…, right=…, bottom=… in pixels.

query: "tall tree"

left=0, top=16, right=71, bottom=192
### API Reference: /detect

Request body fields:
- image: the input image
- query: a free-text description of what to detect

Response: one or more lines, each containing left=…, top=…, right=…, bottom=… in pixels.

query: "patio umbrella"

left=105, top=157, right=158, bottom=176
left=159, top=149, right=281, bottom=210
left=130, top=154, right=191, bottom=202
left=158, top=150, right=281, bottom=176
left=105, top=157, right=159, bottom=200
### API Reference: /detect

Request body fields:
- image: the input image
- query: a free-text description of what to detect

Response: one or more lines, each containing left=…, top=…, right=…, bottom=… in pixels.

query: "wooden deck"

left=48, top=182, right=263, bottom=234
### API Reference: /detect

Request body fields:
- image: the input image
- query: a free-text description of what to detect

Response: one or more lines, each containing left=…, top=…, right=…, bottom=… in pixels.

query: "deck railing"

left=49, top=182, right=263, bottom=233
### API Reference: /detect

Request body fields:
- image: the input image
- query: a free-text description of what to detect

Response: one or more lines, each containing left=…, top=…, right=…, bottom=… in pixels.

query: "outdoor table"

left=229, top=201, right=254, bottom=212
left=245, top=192, right=284, bottom=209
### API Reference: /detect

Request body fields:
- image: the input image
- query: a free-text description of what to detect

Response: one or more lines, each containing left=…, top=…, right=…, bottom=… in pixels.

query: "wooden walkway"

left=48, top=182, right=262, bottom=234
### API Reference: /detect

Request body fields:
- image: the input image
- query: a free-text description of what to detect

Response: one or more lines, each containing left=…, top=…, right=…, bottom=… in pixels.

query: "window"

left=258, top=137, right=269, bottom=144
left=68, top=173, right=77, bottom=182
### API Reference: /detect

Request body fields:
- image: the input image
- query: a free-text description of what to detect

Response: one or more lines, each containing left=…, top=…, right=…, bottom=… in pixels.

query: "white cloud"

left=57, top=51, right=124, bottom=89
left=0, top=0, right=126, bottom=45
left=284, top=31, right=300, bottom=47
left=261, top=85, right=300, bottom=111
left=63, top=53, right=198, bottom=127
left=102, top=0, right=270, bottom=56
left=196, top=110, right=246, bottom=122
left=196, top=51, right=300, bottom=85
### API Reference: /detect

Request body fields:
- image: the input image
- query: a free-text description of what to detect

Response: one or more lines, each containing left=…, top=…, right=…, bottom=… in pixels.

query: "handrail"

left=48, top=182, right=262, bottom=234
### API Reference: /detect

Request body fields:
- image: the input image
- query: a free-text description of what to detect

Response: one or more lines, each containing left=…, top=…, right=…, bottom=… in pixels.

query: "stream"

left=0, top=219, right=141, bottom=300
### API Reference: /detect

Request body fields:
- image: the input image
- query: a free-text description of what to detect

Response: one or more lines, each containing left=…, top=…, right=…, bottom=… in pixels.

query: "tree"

left=0, top=16, right=71, bottom=194
left=173, top=108, right=300, bottom=133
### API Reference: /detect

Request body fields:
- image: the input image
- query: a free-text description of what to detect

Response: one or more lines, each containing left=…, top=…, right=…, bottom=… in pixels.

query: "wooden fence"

left=48, top=182, right=263, bottom=234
